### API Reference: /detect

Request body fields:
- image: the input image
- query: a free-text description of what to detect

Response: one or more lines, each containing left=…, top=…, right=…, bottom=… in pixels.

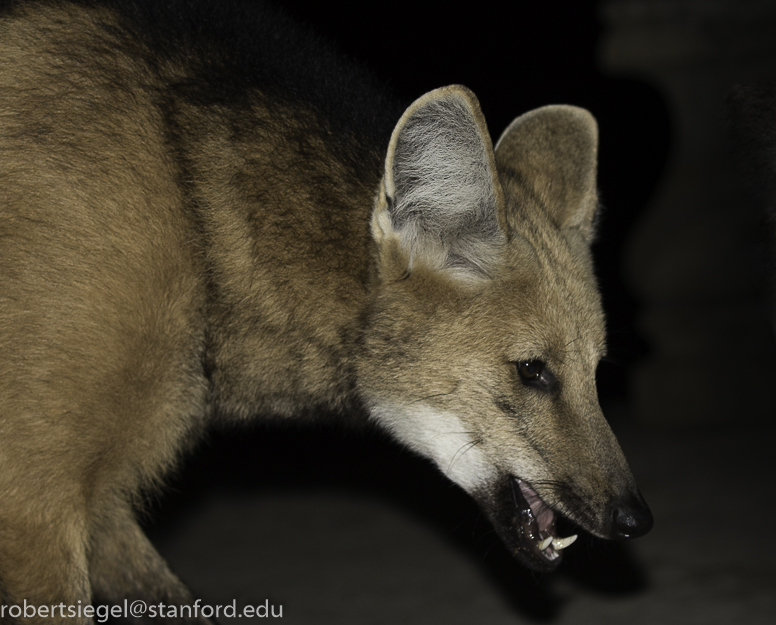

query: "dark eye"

left=517, top=360, right=543, bottom=381
left=515, top=359, right=555, bottom=392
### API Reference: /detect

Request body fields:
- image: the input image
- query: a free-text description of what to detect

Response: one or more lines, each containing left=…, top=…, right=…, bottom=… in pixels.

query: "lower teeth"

left=539, top=534, right=578, bottom=552
left=553, top=534, right=578, bottom=550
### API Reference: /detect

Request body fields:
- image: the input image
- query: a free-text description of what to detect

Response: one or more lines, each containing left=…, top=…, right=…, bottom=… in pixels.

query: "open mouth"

left=511, top=477, right=577, bottom=565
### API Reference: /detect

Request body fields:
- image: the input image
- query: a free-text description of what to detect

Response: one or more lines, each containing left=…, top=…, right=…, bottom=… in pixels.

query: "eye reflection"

left=517, top=360, right=543, bottom=381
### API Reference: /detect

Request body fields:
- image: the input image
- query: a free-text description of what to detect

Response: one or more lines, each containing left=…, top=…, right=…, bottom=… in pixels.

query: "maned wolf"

left=0, top=0, right=653, bottom=621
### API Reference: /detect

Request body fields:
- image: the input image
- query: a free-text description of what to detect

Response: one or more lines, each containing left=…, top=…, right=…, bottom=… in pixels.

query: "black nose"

left=608, top=491, right=654, bottom=539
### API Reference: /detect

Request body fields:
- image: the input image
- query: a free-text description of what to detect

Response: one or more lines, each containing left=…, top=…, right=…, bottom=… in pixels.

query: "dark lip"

left=510, top=477, right=564, bottom=570
left=476, top=473, right=577, bottom=573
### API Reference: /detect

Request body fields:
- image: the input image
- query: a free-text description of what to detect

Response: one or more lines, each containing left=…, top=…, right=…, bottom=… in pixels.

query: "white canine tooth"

left=552, top=535, right=578, bottom=551
left=539, top=537, right=553, bottom=551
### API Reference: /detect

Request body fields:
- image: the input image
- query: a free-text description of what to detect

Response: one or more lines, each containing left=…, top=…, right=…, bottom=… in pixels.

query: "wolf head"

left=358, top=85, right=652, bottom=572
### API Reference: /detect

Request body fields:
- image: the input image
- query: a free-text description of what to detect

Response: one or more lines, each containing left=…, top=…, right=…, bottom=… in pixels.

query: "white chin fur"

left=369, top=402, right=493, bottom=493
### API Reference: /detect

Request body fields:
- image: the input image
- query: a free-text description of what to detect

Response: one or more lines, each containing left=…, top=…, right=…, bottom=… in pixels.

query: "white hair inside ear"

left=378, top=85, right=506, bottom=281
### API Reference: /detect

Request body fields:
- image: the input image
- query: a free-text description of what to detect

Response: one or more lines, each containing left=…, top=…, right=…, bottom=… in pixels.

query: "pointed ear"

left=494, top=105, right=599, bottom=240
left=372, top=85, right=505, bottom=280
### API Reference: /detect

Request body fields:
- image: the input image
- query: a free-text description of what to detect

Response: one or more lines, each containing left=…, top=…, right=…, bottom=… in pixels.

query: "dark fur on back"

left=1, top=0, right=403, bottom=171
left=0, top=0, right=406, bottom=426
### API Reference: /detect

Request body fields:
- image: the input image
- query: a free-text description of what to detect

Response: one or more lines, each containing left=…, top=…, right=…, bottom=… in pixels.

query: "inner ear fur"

left=374, top=85, right=505, bottom=280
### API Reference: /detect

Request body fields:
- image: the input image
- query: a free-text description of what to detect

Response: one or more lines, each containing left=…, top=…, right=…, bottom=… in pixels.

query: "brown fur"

left=0, top=1, right=651, bottom=622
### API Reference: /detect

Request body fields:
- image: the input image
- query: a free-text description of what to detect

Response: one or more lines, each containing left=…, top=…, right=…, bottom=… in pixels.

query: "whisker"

left=447, top=437, right=483, bottom=473
left=406, top=388, right=457, bottom=405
